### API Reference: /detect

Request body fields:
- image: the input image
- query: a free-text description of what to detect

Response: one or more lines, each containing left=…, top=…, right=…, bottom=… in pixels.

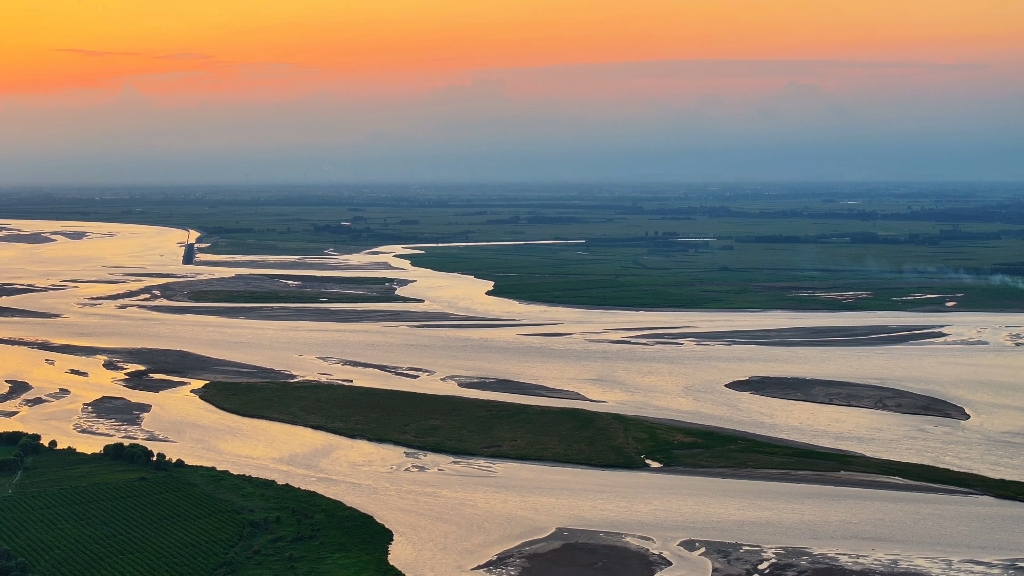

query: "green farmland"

left=3, top=183, right=1022, bottom=311
left=0, top=435, right=402, bottom=576
left=403, top=239, right=1024, bottom=311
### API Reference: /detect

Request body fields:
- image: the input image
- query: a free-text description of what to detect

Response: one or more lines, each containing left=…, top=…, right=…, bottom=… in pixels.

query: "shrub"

left=46, top=440, right=57, bottom=450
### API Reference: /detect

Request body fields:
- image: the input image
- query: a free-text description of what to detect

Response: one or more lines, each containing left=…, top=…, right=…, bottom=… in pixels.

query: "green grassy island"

left=196, top=382, right=1024, bottom=503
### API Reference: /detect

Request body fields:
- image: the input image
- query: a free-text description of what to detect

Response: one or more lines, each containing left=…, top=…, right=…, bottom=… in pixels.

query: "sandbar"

left=0, top=338, right=295, bottom=382
left=628, top=325, right=950, bottom=346
left=475, top=528, right=671, bottom=576
left=131, top=305, right=505, bottom=324
left=73, top=396, right=172, bottom=443
left=442, top=375, right=603, bottom=402
left=725, top=376, right=970, bottom=420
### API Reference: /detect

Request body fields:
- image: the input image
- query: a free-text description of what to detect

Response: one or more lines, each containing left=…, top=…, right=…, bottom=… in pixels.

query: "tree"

left=15, top=437, right=42, bottom=456
left=101, top=442, right=154, bottom=465
left=0, top=432, right=39, bottom=446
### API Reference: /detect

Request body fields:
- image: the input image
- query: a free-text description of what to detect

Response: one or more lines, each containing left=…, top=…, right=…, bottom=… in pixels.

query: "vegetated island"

left=195, top=381, right=1024, bottom=502
left=0, top=431, right=402, bottom=576
left=726, top=376, right=970, bottom=420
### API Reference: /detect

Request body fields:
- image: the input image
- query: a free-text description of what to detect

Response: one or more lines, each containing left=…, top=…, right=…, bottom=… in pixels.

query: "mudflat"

left=0, top=338, right=295, bottom=382
left=73, top=395, right=171, bottom=442
left=441, top=375, right=602, bottom=402
left=726, top=376, right=970, bottom=420
left=677, top=539, right=1019, bottom=575
left=0, top=380, right=33, bottom=404
left=132, top=305, right=507, bottom=324
left=628, top=325, right=950, bottom=346
left=194, top=256, right=401, bottom=271
left=0, top=306, right=62, bottom=319
left=94, top=273, right=422, bottom=304
left=317, top=356, right=436, bottom=379
left=474, top=528, right=671, bottom=576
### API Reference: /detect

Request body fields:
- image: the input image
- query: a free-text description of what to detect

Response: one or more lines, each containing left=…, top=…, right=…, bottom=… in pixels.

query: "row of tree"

left=101, top=442, right=185, bottom=470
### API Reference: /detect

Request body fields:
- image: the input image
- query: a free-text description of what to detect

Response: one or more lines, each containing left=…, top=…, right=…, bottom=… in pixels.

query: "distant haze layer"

left=2, top=1, right=1023, bottom=183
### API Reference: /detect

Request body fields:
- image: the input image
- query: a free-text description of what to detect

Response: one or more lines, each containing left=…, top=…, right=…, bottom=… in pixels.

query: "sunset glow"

left=5, top=1, right=1023, bottom=99
left=2, top=1, right=1023, bottom=182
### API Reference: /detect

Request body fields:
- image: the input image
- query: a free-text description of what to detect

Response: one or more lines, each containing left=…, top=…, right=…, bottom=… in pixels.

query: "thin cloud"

left=154, top=53, right=213, bottom=61
left=56, top=48, right=140, bottom=57
left=491, top=59, right=989, bottom=80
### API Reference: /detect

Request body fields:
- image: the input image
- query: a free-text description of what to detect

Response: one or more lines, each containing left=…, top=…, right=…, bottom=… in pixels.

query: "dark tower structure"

left=182, top=231, right=197, bottom=265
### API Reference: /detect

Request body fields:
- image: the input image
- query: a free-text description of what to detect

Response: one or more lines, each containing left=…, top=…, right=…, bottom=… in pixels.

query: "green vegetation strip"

left=0, top=432, right=401, bottom=576
left=402, top=243, right=1024, bottom=311
left=198, top=381, right=1024, bottom=502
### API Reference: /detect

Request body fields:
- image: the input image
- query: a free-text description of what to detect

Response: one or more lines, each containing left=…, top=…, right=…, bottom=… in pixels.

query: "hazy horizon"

left=4, top=2, right=1023, bottom=185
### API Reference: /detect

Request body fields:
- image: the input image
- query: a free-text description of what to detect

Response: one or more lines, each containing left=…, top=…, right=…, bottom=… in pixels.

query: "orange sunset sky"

left=2, top=1, right=1023, bottom=182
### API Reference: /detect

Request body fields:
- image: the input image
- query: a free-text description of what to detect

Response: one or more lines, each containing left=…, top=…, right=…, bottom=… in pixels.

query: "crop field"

left=0, top=446, right=401, bottom=576
left=196, top=381, right=1024, bottom=503
left=403, top=239, right=1024, bottom=311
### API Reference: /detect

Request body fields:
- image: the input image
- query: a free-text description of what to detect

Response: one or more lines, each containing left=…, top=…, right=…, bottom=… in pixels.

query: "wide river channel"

left=1, top=220, right=1022, bottom=574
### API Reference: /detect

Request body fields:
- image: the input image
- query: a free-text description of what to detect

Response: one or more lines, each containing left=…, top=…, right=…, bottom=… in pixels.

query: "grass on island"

left=0, top=432, right=402, bottom=576
left=197, top=381, right=1024, bottom=503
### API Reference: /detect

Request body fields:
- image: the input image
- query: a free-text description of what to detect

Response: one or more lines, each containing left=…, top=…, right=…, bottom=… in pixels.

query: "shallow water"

left=1, top=220, right=1023, bottom=574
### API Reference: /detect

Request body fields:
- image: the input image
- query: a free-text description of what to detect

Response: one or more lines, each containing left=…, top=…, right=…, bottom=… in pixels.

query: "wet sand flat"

left=726, top=376, right=970, bottom=420
left=73, top=396, right=172, bottom=443
left=0, top=306, right=62, bottom=319
left=0, top=379, right=33, bottom=404
left=475, top=528, right=671, bottom=576
left=629, top=325, right=950, bottom=346
left=94, top=273, right=422, bottom=304
left=678, top=539, right=1022, bottom=576
left=193, top=256, right=402, bottom=271
left=0, top=283, right=65, bottom=297
left=413, top=322, right=559, bottom=329
left=0, top=226, right=110, bottom=244
left=316, top=357, right=435, bottom=379
left=0, top=338, right=295, bottom=382
left=442, top=375, right=603, bottom=402
left=133, top=305, right=506, bottom=324
left=117, top=371, right=190, bottom=393
left=652, top=467, right=980, bottom=496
